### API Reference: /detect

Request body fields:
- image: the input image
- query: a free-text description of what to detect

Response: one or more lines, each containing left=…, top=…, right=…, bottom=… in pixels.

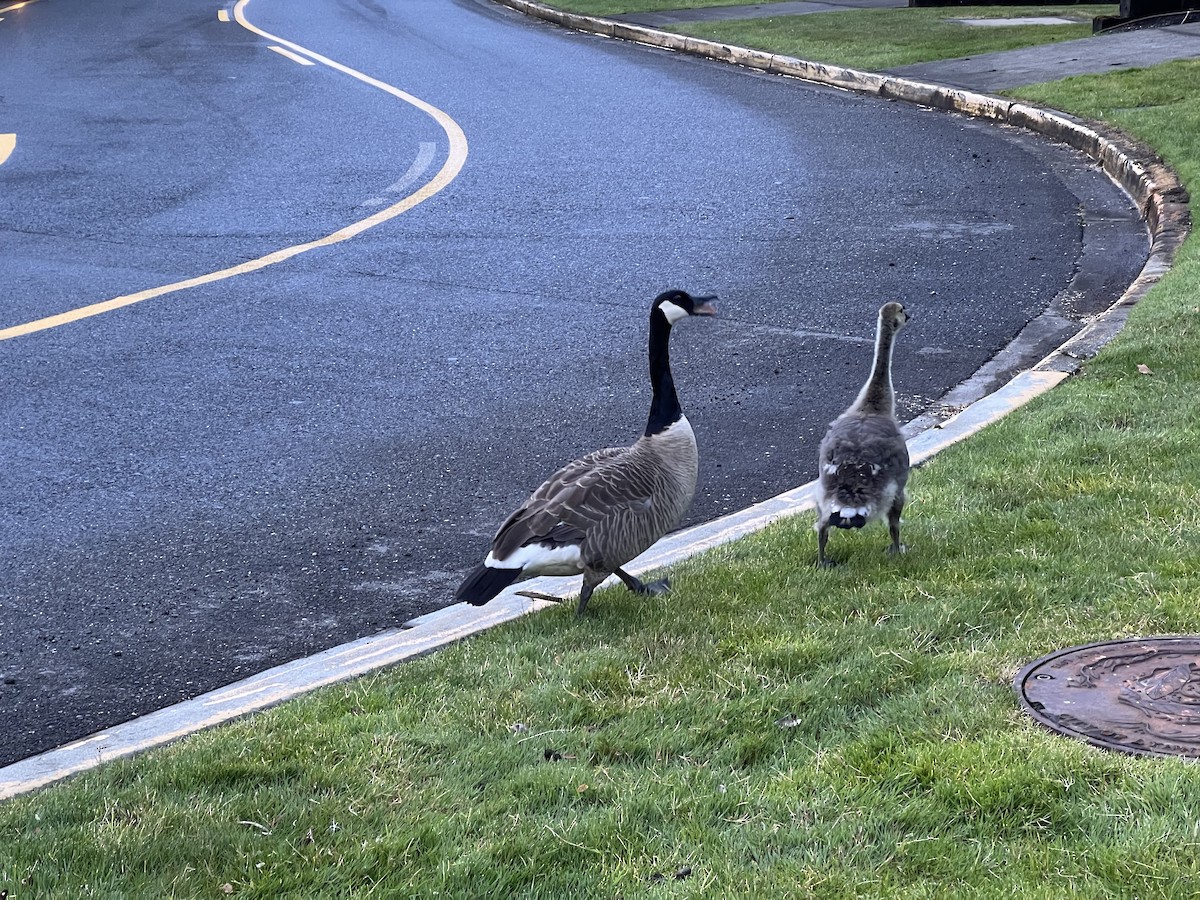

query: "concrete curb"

left=0, top=373, right=1072, bottom=802
left=0, top=594, right=557, bottom=800
left=0, top=6, right=1189, bottom=802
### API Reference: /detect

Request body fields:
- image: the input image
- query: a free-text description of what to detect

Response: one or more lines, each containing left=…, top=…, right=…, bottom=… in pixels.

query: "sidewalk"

left=888, top=21, right=1200, bottom=90
left=613, top=2, right=1200, bottom=91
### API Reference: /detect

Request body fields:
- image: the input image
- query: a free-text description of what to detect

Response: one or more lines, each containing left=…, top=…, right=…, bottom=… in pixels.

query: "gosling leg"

left=886, top=497, right=905, bottom=556
left=817, top=521, right=836, bottom=568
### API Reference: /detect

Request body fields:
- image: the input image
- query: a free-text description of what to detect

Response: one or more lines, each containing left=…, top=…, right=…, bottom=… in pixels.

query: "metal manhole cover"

left=1015, top=636, right=1200, bottom=759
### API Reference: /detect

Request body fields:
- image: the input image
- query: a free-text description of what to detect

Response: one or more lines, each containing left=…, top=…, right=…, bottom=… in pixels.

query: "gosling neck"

left=853, top=320, right=898, bottom=417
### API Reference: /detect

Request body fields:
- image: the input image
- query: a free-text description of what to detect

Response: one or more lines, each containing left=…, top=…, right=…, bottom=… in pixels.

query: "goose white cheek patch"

left=659, top=300, right=689, bottom=324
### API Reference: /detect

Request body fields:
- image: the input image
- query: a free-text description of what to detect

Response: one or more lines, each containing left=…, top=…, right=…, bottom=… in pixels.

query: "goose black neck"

left=644, top=309, right=681, bottom=437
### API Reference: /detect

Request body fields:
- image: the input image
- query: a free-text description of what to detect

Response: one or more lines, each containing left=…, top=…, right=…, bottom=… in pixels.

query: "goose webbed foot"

left=886, top=543, right=907, bottom=557
left=615, top=568, right=669, bottom=596
left=635, top=577, right=670, bottom=596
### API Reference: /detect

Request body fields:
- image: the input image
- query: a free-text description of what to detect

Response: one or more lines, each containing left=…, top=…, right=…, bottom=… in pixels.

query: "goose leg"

left=614, top=567, right=670, bottom=596
left=576, top=572, right=607, bottom=617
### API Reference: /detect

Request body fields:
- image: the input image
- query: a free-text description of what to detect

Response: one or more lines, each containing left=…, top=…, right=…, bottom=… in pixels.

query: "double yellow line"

left=0, top=0, right=469, bottom=341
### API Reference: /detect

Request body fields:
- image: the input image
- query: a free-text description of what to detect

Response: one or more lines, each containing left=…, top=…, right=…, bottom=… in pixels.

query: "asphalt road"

left=0, top=0, right=1144, bottom=766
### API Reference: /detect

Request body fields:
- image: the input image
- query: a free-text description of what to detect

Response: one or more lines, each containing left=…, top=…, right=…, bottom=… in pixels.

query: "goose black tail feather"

left=455, top=564, right=523, bottom=606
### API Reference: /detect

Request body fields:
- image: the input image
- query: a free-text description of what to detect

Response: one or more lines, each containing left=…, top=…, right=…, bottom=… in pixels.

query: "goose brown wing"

left=490, top=447, right=645, bottom=560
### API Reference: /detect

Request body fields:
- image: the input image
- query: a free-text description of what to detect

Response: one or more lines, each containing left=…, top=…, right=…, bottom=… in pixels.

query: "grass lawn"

left=669, top=6, right=1117, bottom=71
left=2, top=13, right=1198, bottom=900
left=558, top=0, right=800, bottom=14
left=548, top=0, right=1116, bottom=73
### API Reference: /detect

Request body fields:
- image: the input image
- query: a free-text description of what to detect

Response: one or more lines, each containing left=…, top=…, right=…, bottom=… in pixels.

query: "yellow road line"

left=0, top=134, right=14, bottom=167
left=0, top=0, right=43, bottom=14
left=0, top=0, right=469, bottom=342
left=268, top=44, right=314, bottom=66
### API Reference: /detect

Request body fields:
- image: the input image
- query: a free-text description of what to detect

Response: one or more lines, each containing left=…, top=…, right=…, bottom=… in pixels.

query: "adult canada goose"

left=455, top=289, right=717, bottom=615
left=815, top=301, right=911, bottom=567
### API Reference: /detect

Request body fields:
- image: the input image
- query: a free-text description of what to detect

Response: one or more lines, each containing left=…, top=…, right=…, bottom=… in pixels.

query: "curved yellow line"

left=0, top=134, right=14, bottom=167
left=0, top=0, right=468, bottom=342
left=0, top=0, right=45, bottom=14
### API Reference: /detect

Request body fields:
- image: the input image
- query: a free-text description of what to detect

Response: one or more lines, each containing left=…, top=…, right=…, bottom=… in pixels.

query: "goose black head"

left=880, top=302, right=911, bottom=331
left=653, top=290, right=718, bottom=325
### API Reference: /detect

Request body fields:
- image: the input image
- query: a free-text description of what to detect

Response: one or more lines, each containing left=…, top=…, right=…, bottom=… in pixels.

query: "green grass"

left=670, top=6, right=1114, bottom=71
left=555, top=0, right=815, bottom=16
left=547, top=0, right=1115, bottom=73
left=3, top=18, right=1199, bottom=900
left=1013, top=60, right=1200, bottom=186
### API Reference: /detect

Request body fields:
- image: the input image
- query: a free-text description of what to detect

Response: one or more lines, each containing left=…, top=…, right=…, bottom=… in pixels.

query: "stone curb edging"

left=0, top=593, right=558, bottom=801
left=0, top=5, right=1190, bottom=802
left=0, top=370, right=1072, bottom=802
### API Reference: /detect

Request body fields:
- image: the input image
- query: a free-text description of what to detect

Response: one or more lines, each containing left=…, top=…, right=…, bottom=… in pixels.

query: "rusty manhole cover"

left=1016, top=636, right=1200, bottom=759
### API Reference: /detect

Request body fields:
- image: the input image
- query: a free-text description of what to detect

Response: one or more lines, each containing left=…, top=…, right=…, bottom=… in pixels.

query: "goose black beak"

left=692, top=295, right=718, bottom=317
